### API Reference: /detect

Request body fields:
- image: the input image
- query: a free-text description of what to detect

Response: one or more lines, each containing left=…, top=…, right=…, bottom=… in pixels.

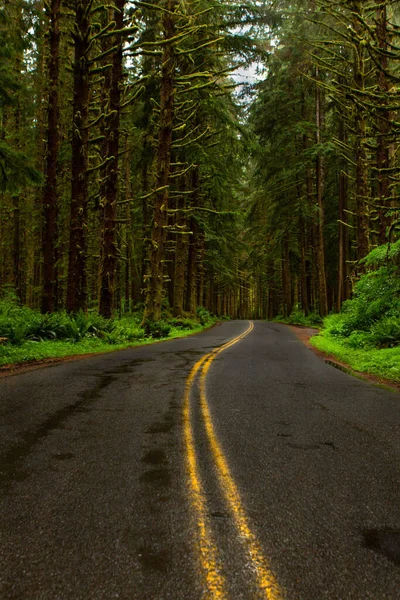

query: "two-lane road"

left=1, top=321, right=399, bottom=599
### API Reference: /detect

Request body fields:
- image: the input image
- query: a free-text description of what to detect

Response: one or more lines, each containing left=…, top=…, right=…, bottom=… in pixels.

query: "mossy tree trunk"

left=66, top=0, right=91, bottom=313
left=42, top=0, right=61, bottom=313
left=142, top=0, right=177, bottom=324
left=99, top=0, right=125, bottom=318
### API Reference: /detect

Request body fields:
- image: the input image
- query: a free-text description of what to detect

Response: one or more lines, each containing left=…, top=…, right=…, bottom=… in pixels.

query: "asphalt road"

left=1, top=321, right=399, bottom=599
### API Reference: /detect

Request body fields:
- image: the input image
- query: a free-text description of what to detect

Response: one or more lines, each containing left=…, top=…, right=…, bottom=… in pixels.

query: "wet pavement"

left=1, top=321, right=400, bottom=599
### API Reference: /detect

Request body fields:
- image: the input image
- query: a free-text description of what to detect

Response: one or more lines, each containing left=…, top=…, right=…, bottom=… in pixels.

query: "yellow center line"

left=183, top=325, right=256, bottom=598
left=199, top=321, right=283, bottom=600
left=183, top=354, right=228, bottom=599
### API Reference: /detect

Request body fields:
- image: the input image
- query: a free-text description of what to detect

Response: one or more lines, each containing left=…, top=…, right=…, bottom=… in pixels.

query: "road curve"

left=1, top=321, right=399, bottom=599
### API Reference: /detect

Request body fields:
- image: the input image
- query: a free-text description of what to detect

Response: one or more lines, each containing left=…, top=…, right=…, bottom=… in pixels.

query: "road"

left=1, top=321, right=399, bottom=599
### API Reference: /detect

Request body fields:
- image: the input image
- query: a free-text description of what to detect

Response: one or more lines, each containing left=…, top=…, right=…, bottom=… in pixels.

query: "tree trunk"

left=337, top=105, right=349, bottom=310
left=376, top=2, right=391, bottom=244
left=300, top=216, right=309, bottom=316
left=66, top=0, right=90, bottom=313
left=142, top=0, right=176, bottom=323
left=42, top=0, right=61, bottom=313
left=99, top=0, right=125, bottom=318
left=197, top=231, right=205, bottom=308
left=315, top=70, right=328, bottom=317
left=353, top=3, right=370, bottom=263
left=281, top=234, right=292, bottom=318
left=185, top=168, right=200, bottom=314
left=173, top=184, right=188, bottom=317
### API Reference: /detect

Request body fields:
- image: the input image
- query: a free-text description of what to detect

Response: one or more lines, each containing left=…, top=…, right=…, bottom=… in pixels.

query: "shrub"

left=323, top=313, right=353, bottom=337
left=103, top=323, right=145, bottom=344
left=344, top=331, right=373, bottom=349
left=169, top=318, right=196, bottom=330
left=142, top=320, right=171, bottom=339
left=197, top=306, right=212, bottom=326
left=275, top=308, right=322, bottom=327
left=321, top=265, right=400, bottom=348
left=343, top=266, right=400, bottom=329
left=371, top=317, right=400, bottom=348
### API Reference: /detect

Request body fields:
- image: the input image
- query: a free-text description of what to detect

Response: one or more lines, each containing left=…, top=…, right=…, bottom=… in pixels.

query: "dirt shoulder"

left=289, top=324, right=400, bottom=394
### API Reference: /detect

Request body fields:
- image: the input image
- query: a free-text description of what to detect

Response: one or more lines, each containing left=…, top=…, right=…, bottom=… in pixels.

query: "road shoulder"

left=289, top=324, right=400, bottom=394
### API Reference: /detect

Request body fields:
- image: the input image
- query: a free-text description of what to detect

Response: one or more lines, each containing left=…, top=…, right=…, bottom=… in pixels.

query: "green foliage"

left=343, top=331, right=373, bottom=350
left=370, top=318, right=400, bottom=349
left=0, top=300, right=215, bottom=355
left=0, top=303, right=114, bottom=345
left=196, top=306, right=213, bottom=326
left=323, top=266, right=400, bottom=343
left=312, top=263, right=400, bottom=383
left=311, top=335, right=400, bottom=383
left=142, top=320, right=172, bottom=339
left=169, top=317, right=197, bottom=330
left=101, top=324, right=145, bottom=345
left=0, top=301, right=217, bottom=366
left=361, top=240, right=400, bottom=268
left=0, top=140, right=42, bottom=191
left=0, top=6, right=41, bottom=192
left=275, top=308, right=322, bottom=327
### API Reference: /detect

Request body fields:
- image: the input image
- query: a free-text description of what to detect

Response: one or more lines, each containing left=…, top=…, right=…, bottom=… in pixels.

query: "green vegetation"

left=274, top=309, right=322, bottom=328
left=310, top=247, right=400, bottom=382
left=0, top=300, right=215, bottom=367
left=311, top=336, right=400, bottom=383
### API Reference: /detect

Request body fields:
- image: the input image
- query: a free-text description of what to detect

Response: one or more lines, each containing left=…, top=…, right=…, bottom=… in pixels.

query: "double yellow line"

left=183, top=322, right=282, bottom=600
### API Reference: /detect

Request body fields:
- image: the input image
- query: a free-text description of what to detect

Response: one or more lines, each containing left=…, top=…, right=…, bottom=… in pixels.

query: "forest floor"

left=291, top=325, right=400, bottom=392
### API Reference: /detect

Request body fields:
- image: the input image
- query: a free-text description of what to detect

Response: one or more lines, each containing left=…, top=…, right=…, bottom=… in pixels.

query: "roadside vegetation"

left=0, top=298, right=215, bottom=367
left=310, top=242, right=400, bottom=383
left=274, top=310, right=322, bottom=328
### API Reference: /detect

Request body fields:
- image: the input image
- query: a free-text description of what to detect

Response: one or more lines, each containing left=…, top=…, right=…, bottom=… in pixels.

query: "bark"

left=353, top=3, right=370, bottom=263
left=142, top=0, right=176, bottom=323
left=42, top=0, right=61, bottom=313
left=66, top=0, right=91, bottom=313
left=300, top=216, right=309, bottom=317
left=337, top=106, right=349, bottom=310
left=172, top=183, right=188, bottom=317
left=375, top=2, right=391, bottom=244
left=281, top=234, right=292, bottom=318
left=197, top=231, right=205, bottom=308
left=315, top=71, right=328, bottom=317
left=185, top=168, right=200, bottom=314
left=99, top=0, right=125, bottom=318
left=12, top=194, right=21, bottom=300
left=140, top=137, right=151, bottom=301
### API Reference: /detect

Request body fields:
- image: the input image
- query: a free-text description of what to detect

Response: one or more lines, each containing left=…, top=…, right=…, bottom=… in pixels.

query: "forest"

left=1, top=0, right=400, bottom=377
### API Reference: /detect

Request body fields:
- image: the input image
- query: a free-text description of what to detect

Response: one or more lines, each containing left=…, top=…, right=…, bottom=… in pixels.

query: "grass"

left=0, top=301, right=216, bottom=368
left=311, top=332, right=400, bottom=383
left=281, top=261, right=400, bottom=384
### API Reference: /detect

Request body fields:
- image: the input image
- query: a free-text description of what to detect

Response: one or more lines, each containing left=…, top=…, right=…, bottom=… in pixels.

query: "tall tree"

left=41, top=0, right=62, bottom=313
left=99, top=0, right=126, bottom=318
left=66, top=0, right=92, bottom=312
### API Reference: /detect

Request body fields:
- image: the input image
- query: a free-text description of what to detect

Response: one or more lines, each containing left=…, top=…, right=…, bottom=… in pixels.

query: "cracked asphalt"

left=1, top=321, right=399, bottom=599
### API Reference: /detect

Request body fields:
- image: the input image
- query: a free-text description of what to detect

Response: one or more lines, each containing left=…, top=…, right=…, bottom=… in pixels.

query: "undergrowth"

left=274, top=307, right=322, bottom=328
left=311, top=336, right=400, bottom=383
left=310, top=256, right=400, bottom=382
left=0, top=301, right=215, bottom=367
